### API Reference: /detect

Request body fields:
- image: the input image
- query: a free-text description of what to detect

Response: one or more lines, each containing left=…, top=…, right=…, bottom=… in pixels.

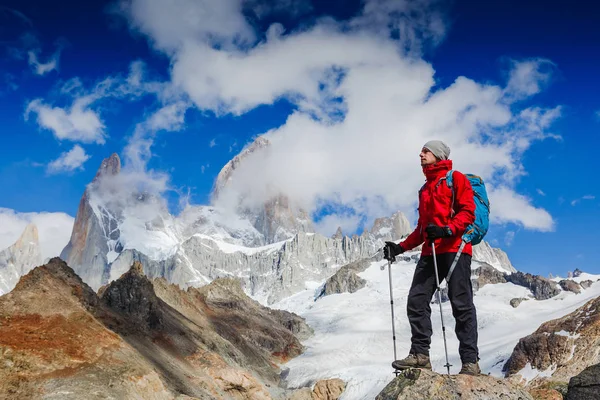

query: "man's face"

left=420, top=147, right=437, bottom=166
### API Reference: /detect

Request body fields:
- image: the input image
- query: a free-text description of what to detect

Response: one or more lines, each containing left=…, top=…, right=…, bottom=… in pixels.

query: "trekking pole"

left=431, top=241, right=452, bottom=375
left=385, top=255, right=400, bottom=376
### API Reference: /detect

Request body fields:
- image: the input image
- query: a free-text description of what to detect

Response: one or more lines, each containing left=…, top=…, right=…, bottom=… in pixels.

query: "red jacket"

left=401, top=160, right=476, bottom=256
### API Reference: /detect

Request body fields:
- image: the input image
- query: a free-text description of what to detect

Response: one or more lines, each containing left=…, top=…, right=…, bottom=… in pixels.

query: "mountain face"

left=0, top=223, right=42, bottom=295
left=60, top=153, right=122, bottom=290
left=0, top=258, right=311, bottom=399
left=212, top=136, right=315, bottom=244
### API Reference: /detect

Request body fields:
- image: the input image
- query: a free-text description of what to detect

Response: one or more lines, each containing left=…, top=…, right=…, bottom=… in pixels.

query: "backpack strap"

left=435, top=170, right=456, bottom=219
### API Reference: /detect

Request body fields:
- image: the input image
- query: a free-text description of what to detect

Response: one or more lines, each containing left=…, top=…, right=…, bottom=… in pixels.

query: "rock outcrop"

left=472, top=263, right=507, bottom=291
left=510, top=297, right=530, bottom=308
left=504, top=272, right=561, bottom=300
left=0, top=223, right=42, bottom=295
left=317, top=259, right=372, bottom=298
left=375, top=368, right=533, bottom=399
left=286, top=378, right=346, bottom=400
left=504, top=295, right=600, bottom=388
left=559, top=280, right=582, bottom=294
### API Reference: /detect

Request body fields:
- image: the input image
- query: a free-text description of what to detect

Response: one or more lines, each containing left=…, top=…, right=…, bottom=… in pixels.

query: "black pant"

left=407, top=252, right=478, bottom=364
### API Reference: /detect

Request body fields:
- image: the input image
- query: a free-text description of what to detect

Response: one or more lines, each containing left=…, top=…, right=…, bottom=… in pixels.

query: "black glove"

left=425, top=224, right=452, bottom=240
left=383, top=241, right=404, bottom=261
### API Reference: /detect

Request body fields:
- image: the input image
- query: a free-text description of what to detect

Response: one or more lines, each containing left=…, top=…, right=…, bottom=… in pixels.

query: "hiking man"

left=383, top=140, right=480, bottom=375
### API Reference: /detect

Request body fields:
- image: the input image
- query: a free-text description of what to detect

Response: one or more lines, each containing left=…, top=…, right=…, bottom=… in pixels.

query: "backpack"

left=442, top=170, right=490, bottom=245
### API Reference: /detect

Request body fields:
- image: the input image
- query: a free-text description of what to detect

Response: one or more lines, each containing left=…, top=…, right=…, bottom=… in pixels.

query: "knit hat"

left=423, top=140, right=450, bottom=160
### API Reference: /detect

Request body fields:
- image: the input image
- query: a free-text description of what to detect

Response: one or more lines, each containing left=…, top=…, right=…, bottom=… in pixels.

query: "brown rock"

left=529, top=388, right=563, bottom=400
left=511, top=297, right=530, bottom=308
left=559, top=280, right=581, bottom=294
left=312, top=378, right=346, bottom=400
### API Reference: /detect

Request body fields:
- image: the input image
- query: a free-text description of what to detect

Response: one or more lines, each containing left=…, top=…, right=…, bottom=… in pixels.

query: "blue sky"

left=1, top=0, right=599, bottom=277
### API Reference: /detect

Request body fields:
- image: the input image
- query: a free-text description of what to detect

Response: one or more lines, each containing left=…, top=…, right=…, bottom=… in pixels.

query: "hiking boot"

left=459, top=362, right=481, bottom=375
left=392, top=353, right=432, bottom=370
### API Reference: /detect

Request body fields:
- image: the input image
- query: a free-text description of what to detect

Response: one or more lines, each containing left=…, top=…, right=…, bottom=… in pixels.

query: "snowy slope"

left=275, top=252, right=600, bottom=400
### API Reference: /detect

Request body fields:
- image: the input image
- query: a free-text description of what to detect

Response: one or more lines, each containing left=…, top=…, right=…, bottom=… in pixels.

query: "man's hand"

left=383, top=241, right=404, bottom=261
left=425, top=224, right=452, bottom=240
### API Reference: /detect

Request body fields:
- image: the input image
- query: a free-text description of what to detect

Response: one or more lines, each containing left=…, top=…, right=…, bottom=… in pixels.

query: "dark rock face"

left=504, top=272, right=561, bottom=300
left=565, top=363, right=600, bottom=400
left=100, top=261, right=163, bottom=330
left=572, top=269, right=583, bottom=278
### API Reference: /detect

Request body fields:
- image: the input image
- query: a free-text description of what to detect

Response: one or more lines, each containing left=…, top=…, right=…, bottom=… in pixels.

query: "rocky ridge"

left=0, top=258, right=318, bottom=399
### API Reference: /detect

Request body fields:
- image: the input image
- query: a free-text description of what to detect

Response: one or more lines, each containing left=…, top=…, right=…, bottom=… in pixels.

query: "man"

left=383, top=140, right=480, bottom=375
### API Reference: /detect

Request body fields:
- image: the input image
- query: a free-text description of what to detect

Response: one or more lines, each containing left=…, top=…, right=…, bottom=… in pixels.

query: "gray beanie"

left=423, top=140, right=450, bottom=160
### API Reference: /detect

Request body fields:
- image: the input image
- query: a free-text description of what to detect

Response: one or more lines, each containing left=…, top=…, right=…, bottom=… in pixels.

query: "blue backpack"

left=439, top=170, right=490, bottom=281
left=443, top=170, right=490, bottom=246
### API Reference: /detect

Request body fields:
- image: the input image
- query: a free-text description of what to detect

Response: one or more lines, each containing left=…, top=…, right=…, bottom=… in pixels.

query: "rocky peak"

left=211, top=136, right=315, bottom=244
left=100, top=261, right=162, bottom=330
left=212, top=136, right=270, bottom=201
left=472, top=241, right=516, bottom=273
left=93, top=153, right=121, bottom=182
left=10, top=257, right=98, bottom=311
left=332, top=227, right=343, bottom=240
left=370, top=211, right=411, bottom=241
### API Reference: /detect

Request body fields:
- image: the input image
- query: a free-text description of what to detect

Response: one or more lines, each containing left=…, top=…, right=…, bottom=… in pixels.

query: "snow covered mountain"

left=0, top=223, right=42, bottom=295
left=275, top=252, right=600, bottom=399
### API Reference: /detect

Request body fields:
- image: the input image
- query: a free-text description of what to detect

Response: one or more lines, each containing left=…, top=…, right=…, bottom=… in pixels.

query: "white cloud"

left=113, top=0, right=559, bottom=234
left=0, top=208, right=74, bottom=260
left=209, top=138, right=217, bottom=148
left=571, top=195, right=596, bottom=206
left=536, top=189, right=546, bottom=196
left=124, top=100, right=189, bottom=170
left=27, top=48, right=62, bottom=75
left=489, top=187, right=554, bottom=231
left=504, top=231, right=515, bottom=246
left=25, top=97, right=106, bottom=144
left=504, top=58, right=555, bottom=100
left=47, top=145, right=90, bottom=174
left=25, top=60, right=172, bottom=146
